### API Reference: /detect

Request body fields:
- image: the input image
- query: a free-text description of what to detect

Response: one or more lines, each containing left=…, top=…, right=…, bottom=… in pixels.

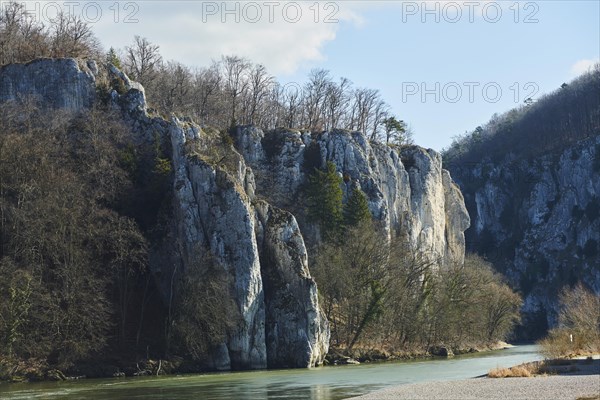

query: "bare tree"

left=303, top=69, right=332, bottom=130
left=192, top=61, right=223, bottom=125
left=0, top=2, right=48, bottom=64
left=222, top=55, right=251, bottom=126
left=350, top=88, right=380, bottom=133
left=125, top=36, right=163, bottom=87
left=323, top=77, right=352, bottom=130
left=283, top=82, right=303, bottom=129
left=49, top=12, right=100, bottom=59
left=154, top=61, right=192, bottom=114
left=244, top=63, right=274, bottom=125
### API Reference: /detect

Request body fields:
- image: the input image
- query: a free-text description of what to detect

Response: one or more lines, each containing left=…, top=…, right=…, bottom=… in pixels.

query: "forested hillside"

left=445, top=68, right=599, bottom=164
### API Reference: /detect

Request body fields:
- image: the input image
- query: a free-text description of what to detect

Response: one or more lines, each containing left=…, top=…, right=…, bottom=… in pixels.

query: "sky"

left=13, top=0, right=599, bottom=150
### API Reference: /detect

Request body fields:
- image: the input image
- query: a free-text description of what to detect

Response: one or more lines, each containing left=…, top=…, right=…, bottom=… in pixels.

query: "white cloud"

left=91, top=1, right=366, bottom=75
left=570, top=58, right=599, bottom=77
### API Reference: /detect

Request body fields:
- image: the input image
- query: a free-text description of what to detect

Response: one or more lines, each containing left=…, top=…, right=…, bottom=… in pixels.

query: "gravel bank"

left=350, top=375, right=600, bottom=400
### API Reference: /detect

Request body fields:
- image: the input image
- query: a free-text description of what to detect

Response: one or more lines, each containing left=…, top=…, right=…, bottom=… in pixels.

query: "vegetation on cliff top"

left=443, top=65, right=600, bottom=166
left=1, top=1, right=413, bottom=146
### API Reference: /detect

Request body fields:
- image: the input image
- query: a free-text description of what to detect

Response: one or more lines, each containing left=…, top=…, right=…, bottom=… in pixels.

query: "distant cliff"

left=445, top=69, right=600, bottom=338
left=0, top=58, right=471, bottom=370
left=449, top=138, right=600, bottom=337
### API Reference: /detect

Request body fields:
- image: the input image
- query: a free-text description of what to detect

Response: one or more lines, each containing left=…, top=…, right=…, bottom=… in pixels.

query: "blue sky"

left=32, top=0, right=599, bottom=150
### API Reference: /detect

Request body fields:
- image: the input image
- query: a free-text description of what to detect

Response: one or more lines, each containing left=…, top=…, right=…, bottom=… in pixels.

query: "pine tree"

left=383, top=116, right=411, bottom=146
left=344, top=187, right=372, bottom=227
left=106, top=47, right=122, bottom=69
left=306, top=161, right=343, bottom=239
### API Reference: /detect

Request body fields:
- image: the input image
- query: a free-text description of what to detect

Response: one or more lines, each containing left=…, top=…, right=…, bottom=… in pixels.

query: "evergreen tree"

left=383, top=116, right=411, bottom=146
left=106, top=47, right=122, bottom=69
left=343, top=187, right=372, bottom=227
left=306, top=161, right=343, bottom=239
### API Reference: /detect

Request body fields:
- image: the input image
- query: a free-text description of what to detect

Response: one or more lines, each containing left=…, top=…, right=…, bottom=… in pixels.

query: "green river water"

left=0, top=345, right=542, bottom=400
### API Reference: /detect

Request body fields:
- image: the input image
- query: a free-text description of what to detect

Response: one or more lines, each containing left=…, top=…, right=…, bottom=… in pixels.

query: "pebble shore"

left=351, top=375, right=600, bottom=400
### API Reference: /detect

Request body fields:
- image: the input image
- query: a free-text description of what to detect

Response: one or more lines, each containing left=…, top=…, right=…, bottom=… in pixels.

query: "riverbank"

left=350, top=375, right=600, bottom=400
left=0, top=341, right=513, bottom=383
left=351, top=356, right=600, bottom=400
left=0, top=345, right=544, bottom=399
left=326, top=341, right=512, bottom=365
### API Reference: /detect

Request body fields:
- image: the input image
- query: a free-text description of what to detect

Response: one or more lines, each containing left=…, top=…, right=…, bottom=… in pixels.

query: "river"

left=0, top=345, right=542, bottom=400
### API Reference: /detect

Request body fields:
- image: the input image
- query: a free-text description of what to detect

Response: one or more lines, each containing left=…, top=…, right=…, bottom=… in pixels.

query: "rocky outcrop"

left=0, top=58, right=330, bottom=370
left=255, top=201, right=330, bottom=368
left=114, top=71, right=329, bottom=369
left=0, top=58, right=97, bottom=110
left=233, top=127, right=470, bottom=267
left=0, top=58, right=472, bottom=368
left=138, top=96, right=330, bottom=370
left=169, top=122, right=267, bottom=370
left=448, top=135, right=600, bottom=335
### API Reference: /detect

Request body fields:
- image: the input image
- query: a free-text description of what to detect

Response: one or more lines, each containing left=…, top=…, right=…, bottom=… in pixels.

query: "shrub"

left=488, top=365, right=531, bottom=378
left=538, top=283, right=600, bottom=358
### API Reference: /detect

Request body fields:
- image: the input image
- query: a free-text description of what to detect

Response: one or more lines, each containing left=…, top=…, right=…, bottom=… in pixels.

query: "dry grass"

left=488, top=366, right=531, bottom=378
left=488, top=361, right=545, bottom=378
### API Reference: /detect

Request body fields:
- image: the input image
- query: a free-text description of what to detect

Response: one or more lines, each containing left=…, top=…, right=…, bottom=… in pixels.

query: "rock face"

left=233, top=127, right=470, bottom=267
left=0, top=58, right=329, bottom=370
left=125, top=81, right=329, bottom=370
left=255, top=201, right=330, bottom=368
left=0, top=58, right=97, bottom=110
left=0, top=58, right=471, bottom=368
left=169, top=121, right=267, bottom=370
left=448, top=136, right=600, bottom=335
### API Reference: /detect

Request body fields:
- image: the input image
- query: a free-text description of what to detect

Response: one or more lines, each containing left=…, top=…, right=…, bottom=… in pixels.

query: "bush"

left=488, top=365, right=532, bottom=378
left=538, top=283, right=600, bottom=358
left=172, top=251, right=238, bottom=361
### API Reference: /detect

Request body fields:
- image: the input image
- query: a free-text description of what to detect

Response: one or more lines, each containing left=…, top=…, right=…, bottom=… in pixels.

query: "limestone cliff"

left=448, top=136, right=600, bottom=336
left=0, top=58, right=329, bottom=369
left=0, top=58, right=97, bottom=110
left=233, top=126, right=470, bottom=267
left=118, top=74, right=330, bottom=369
left=0, top=58, right=471, bottom=368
